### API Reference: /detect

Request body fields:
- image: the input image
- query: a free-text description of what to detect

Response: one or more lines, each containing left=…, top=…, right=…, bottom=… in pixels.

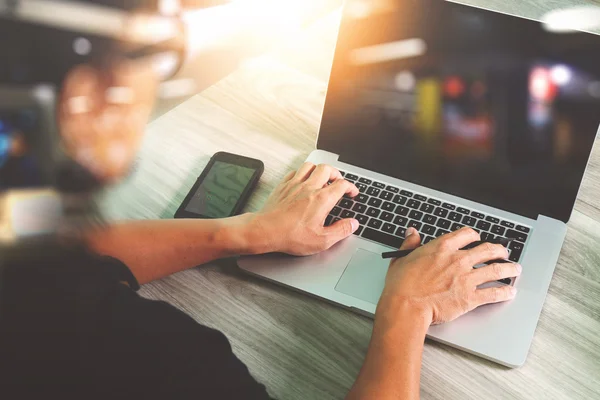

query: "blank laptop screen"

left=318, top=0, right=600, bottom=222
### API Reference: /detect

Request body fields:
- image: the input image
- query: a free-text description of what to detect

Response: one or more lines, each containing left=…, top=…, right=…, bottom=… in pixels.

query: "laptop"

left=239, top=0, right=600, bottom=367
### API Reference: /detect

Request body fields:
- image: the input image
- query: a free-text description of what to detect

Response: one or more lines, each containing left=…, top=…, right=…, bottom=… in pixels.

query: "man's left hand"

left=254, top=163, right=359, bottom=256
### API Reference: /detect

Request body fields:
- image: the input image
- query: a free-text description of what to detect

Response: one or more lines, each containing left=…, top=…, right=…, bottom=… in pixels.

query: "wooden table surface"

left=99, top=1, right=600, bottom=398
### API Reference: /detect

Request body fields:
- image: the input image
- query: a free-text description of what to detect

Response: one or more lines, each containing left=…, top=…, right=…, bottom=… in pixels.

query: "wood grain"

left=99, top=1, right=600, bottom=399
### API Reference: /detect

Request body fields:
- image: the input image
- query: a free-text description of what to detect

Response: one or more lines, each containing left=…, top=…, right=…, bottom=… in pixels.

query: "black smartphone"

left=175, top=152, right=264, bottom=219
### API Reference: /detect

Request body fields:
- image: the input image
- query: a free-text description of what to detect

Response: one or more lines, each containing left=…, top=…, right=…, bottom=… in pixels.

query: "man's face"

left=58, top=60, right=158, bottom=183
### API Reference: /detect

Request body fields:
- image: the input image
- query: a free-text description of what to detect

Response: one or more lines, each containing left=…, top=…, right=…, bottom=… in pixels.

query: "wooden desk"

left=99, top=1, right=600, bottom=398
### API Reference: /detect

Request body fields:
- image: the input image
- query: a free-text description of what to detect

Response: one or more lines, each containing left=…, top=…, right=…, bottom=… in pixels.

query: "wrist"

left=375, top=294, right=432, bottom=335
left=218, top=213, right=277, bottom=256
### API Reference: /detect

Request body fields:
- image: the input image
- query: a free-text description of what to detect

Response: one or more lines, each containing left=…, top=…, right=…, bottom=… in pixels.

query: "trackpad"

left=335, top=249, right=390, bottom=305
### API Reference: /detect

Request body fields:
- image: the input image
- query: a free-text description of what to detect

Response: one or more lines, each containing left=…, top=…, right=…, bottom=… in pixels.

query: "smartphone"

left=174, top=152, right=264, bottom=219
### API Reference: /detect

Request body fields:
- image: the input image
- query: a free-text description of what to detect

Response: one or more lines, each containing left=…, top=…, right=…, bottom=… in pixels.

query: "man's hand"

left=255, top=162, right=360, bottom=256
left=377, top=227, right=521, bottom=325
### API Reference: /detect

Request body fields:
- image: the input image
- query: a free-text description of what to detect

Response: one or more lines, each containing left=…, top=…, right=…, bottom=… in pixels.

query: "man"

left=0, top=4, right=520, bottom=400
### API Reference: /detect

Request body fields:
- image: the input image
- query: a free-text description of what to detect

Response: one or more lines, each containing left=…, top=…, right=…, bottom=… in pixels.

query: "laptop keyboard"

left=325, top=171, right=531, bottom=264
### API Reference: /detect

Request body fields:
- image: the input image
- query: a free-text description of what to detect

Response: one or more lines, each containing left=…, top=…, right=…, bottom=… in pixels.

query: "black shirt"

left=0, top=242, right=272, bottom=400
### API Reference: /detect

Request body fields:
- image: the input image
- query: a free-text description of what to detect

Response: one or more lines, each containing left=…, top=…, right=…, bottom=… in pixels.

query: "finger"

left=306, top=164, right=342, bottom=188
left=282, top=170, right=296, bottom=183
left=437, top=227, right=481, bottom=250
left=321, top=179, right=359, bottom=205
left=472, top=285, right=517, bottom=307
left=323, top=218, right=359, bottom=247
left=399, top=227, right=421, bottom=250
left=470, top=262, right=522, bottom=285
left=292, top=162, right=317, bottom=182
left=459, top=243, right=509, bottom=270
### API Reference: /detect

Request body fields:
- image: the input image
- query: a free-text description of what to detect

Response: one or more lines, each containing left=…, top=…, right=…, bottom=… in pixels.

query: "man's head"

left=0, top=0, right=184, bottom=239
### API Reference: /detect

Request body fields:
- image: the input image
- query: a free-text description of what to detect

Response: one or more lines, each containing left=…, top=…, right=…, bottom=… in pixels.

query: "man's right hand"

left=377, top=227, right=521, bottom=326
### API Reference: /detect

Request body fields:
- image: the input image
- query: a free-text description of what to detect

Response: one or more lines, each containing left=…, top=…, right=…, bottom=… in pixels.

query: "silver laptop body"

left=239, top=0, right=600, bottom=367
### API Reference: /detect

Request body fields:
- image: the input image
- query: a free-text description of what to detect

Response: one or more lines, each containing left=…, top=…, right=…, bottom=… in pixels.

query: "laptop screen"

left=318, top=0, right=600, bottom=223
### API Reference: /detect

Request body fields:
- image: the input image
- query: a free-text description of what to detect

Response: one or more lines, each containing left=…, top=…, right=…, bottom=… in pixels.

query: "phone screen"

left=184, top=161, right=256, bottom=218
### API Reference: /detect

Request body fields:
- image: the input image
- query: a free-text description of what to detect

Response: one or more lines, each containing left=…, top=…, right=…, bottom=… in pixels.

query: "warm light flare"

left=183, top=0, right=332, bottom=62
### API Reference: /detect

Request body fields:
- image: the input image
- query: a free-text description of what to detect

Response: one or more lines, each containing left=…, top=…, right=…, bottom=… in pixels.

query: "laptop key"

left=363, top=228, right=403, bottom=249
left=428, top=199, right=442, bottom=206
left=368, top=197, right=383, bottom=207
left=341, top=210, right=356, bottom=219
left=355, top=226, right=364, bottom=236
left=367, top=219, right=383, bottom=229
left=393, top=195, right=408, bottom=205
left=442, top=202, right=456, bottom=210
left=366, top=207, right=381, bottom=218
left=448, top=212, right=462, bottom=222
left=457, top=207, right=470, bottom=214
left=330, top=206, right=342, bottom=216
left=366, top=187, right=381, bottom=196
left=394, top=216, right=408, bottom=226
left=400, top=190, right=413, bottom=197
left=422, top=224, right=436, bottom=235
left=491, top=225, right=506, bottom=236
left=476, top=220, right=491, bottom=231
left=339, top=199, right=353, bottom=209
left=509, top=241, right=524, bottom=262
left=355, top=194, right=369, bottom=204
left=396, top=227, right=407, bottom=238
left=339, top=171, right=345, bottom=177
left=451, top=223, right=464, bottom=231
left=481, top=232, right=495, bottom=241
left=356, top=183, right=368, bottom=192
left=346, top=173, right=358, bottom=181
left=462, top=216, right=477, bottom=226
left=414, top=194, right=427, bottom=201
left=509, top=249, right=523, bottom=262
left=436, top=219, right=451, bottom=229
left=420, top=203, right=435, bottom=213
left=373, top=181, right=386, bottom=189
left=356, top=214, right=369, bottom=225
left=486, top=216, right=500, bottom=224
left=408, top=220, right=422, bottom=230
left=408, top=210, right=424, bottom=220
left=386, top=186, right=399, bottom=193
left=382, top=201, right=396, bottom=212
left=395, top=206, right=409, bottom=216
left=423, top=215, right=437, bottom=225
left=359, top=177, right=372, bottom=184
left=436, top=229, right=450, bottom=237
left=381, top=211, right=394, bottom=222
left=506, top=229, right=528, bottom=243
left=379, top=191, right=394, bottom=201
left=434, top=208, right=449, bottom=218
left=325, top=215, right=333, bottom=226
left=352, top=203, right=367, bottom=214
left=423, top=236, right=434, bottom=244
left=501, top=220, right=515, bottom=229
left=471, top=212, right=485, bottom=219
left=407, top=199, right=421, bottom=209
left=382, top=222, right=397, bottom=234
left=516, top=225, right=531, bottom=233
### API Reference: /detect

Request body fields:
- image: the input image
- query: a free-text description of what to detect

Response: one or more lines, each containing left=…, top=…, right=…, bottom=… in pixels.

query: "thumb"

left=400, top=227, right=421, bottom=250
left=324, top=218, right=359, bottom=243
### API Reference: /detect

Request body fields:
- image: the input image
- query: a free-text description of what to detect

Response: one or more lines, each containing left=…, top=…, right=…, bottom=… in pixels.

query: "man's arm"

left=347, top=300, right=430, bottom=400
left=86, top=214, right=267, bottom=285
left=87, top=163, right=360, bottom=285
left=346, top=228, right=521, bottom=399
